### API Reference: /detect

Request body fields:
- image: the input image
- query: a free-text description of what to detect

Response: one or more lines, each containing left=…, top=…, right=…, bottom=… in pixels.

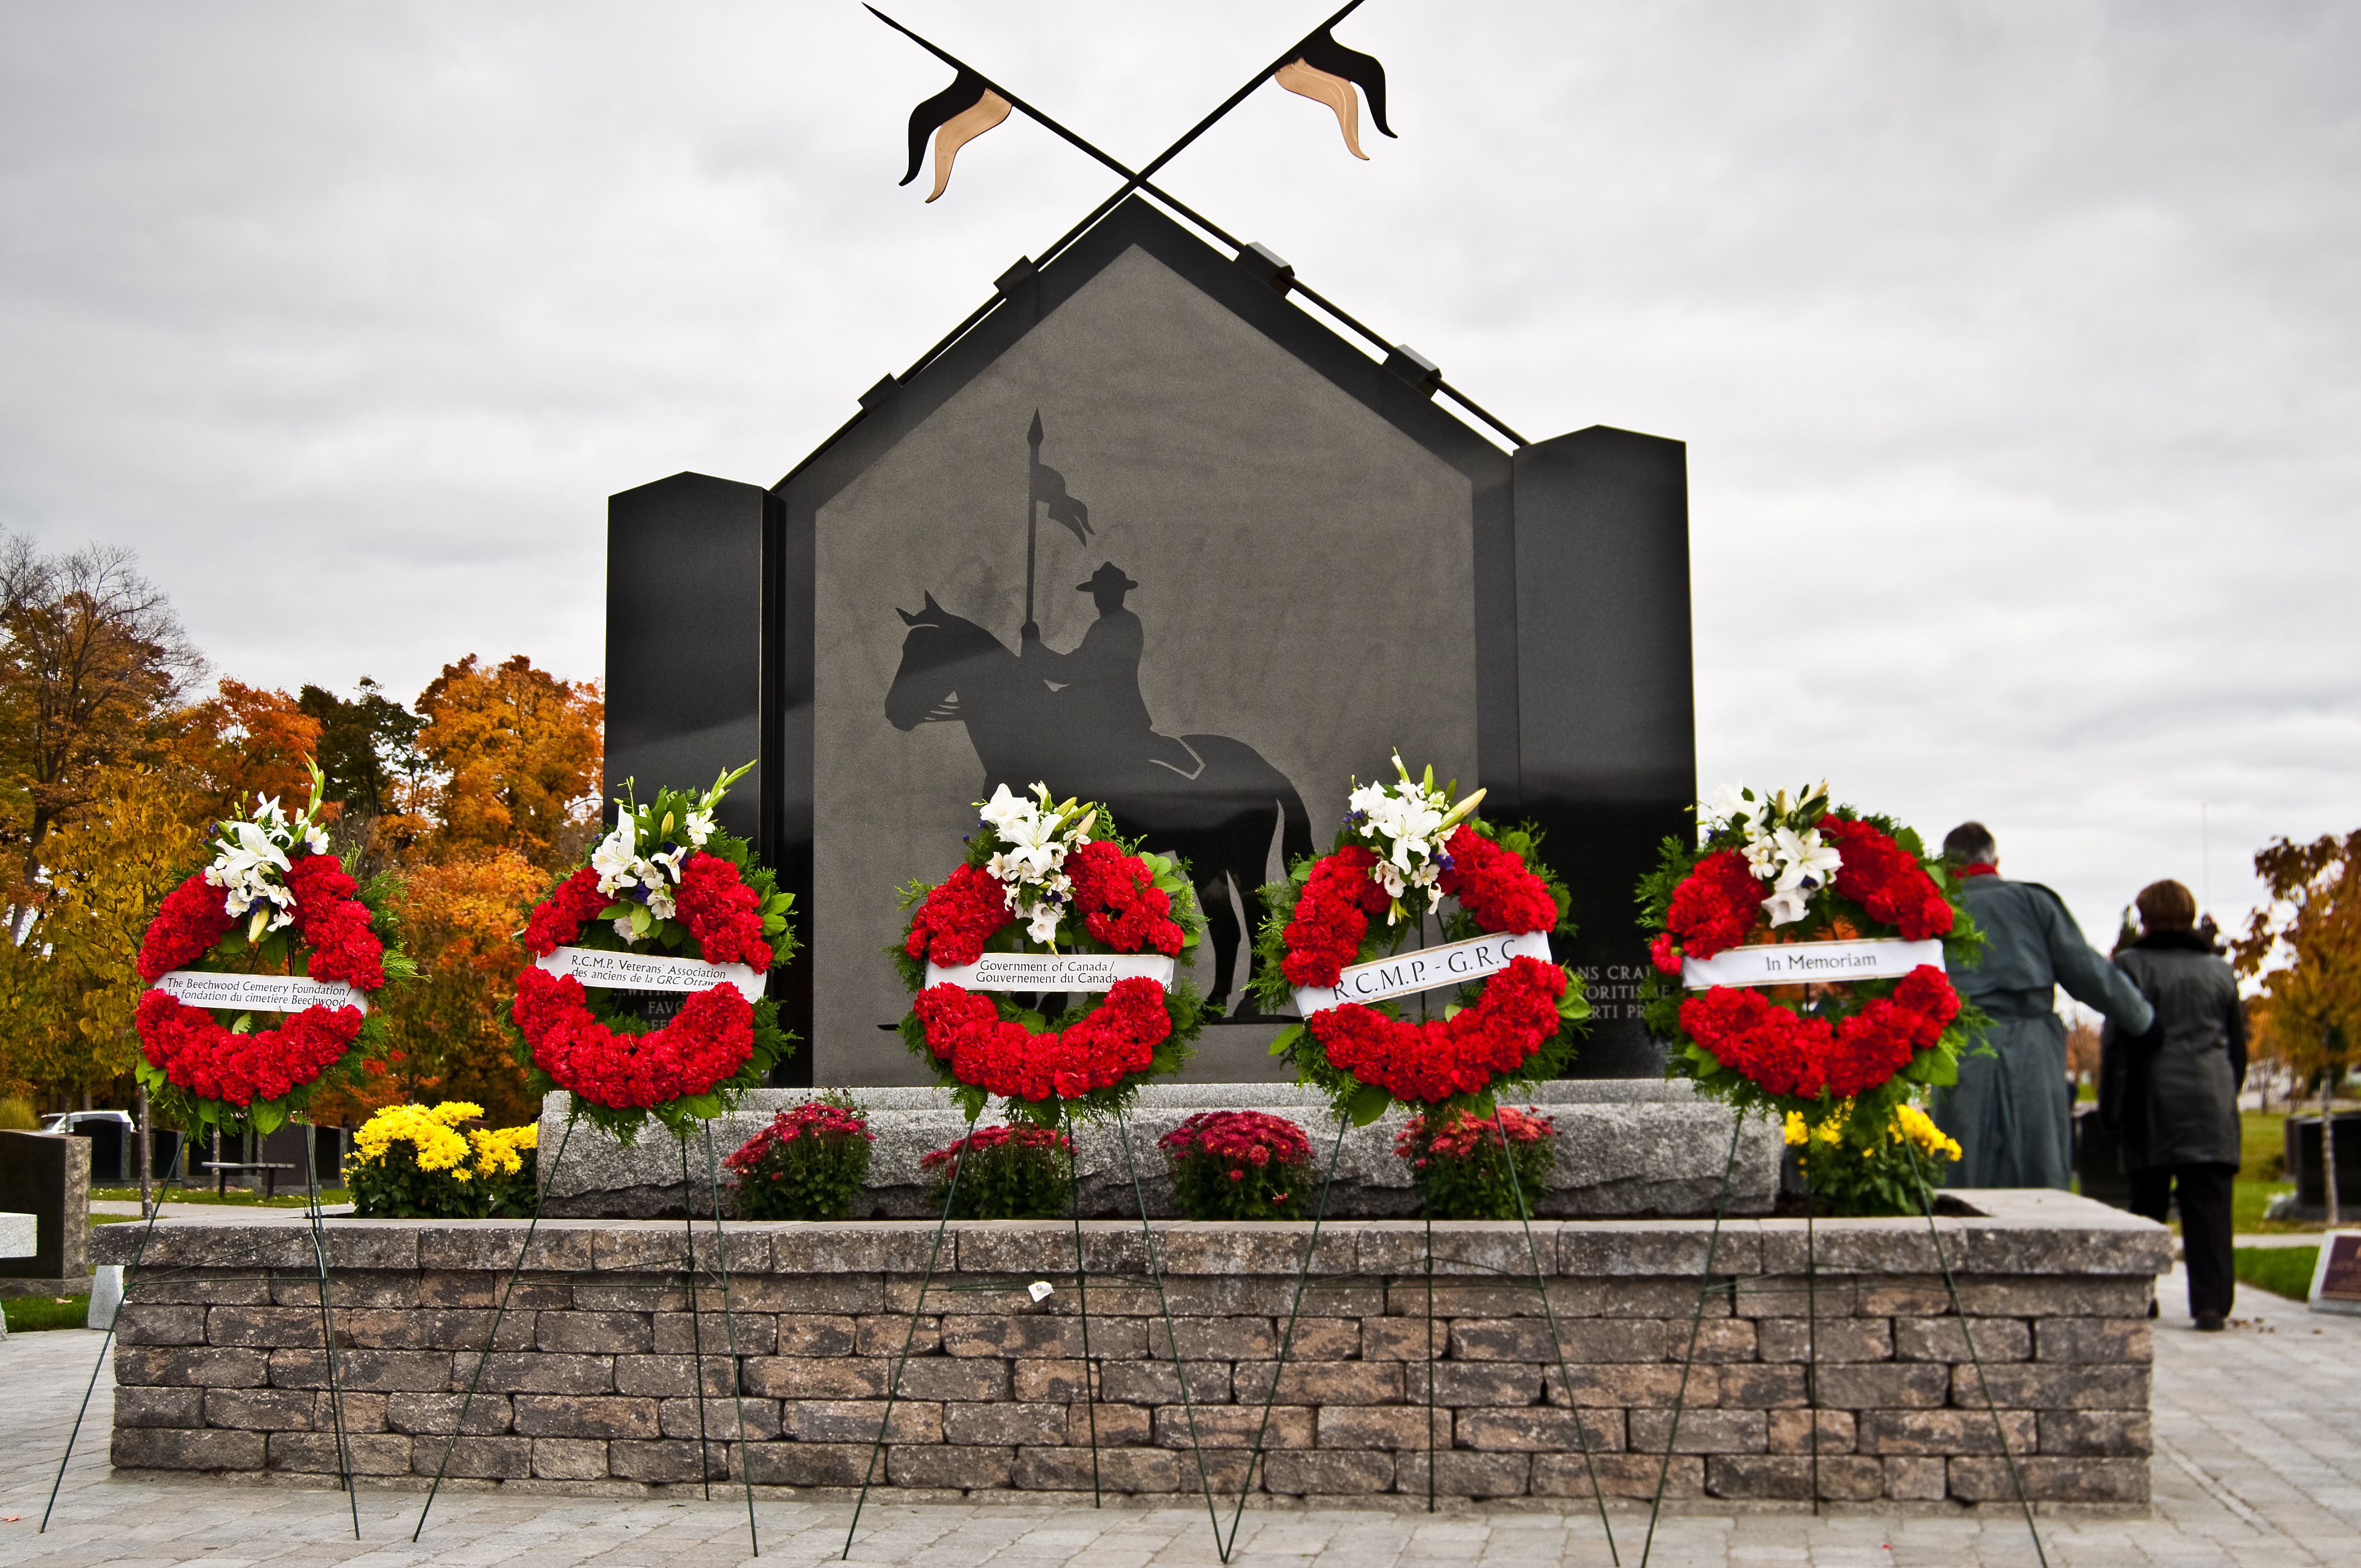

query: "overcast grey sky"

left=2, top=1, right=2354, bottom=950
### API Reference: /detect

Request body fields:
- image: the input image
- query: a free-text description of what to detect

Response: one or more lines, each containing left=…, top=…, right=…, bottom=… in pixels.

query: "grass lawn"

left=89, top=1185, right=348, bottom=1209
left=2235, top=1245, right=2320, bottom=1302
left=3, top=1293, right=91, bottom=1332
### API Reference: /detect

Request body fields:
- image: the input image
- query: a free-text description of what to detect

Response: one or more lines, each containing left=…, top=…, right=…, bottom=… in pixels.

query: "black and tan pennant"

left=900, top=64, right=1012, bottom=202
left=1275, top=26, right=1393, bottom=159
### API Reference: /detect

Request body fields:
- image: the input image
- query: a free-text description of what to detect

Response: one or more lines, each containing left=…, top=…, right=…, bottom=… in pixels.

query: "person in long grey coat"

left=1931, top=822, right=2155, bottom=1189
left=2100, top=878, right=2246, bottom=1330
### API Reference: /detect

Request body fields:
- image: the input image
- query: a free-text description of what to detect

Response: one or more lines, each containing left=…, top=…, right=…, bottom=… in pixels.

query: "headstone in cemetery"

left=608, top=201, right=1695, bottom=1090
left=2286, top=1110, right=2361, bottom=1218
left=0, top=1129, right=90, bottom=1294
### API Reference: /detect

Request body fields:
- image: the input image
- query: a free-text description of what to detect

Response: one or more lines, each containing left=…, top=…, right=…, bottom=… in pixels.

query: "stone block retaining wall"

left=96, top=1190, right=2168, bottom=1508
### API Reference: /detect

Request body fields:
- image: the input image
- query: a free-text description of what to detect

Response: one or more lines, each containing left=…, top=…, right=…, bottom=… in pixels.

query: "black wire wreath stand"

left=412, top=1110, right=761, bottom=1556
left=840, top=1101, right=1233, bottom=1562
left=1156, top=1101, right=1620, bottom=1564
left=42, top=1119, right=362, bottom=1541
left=1630, top=1112, right=2052, bottom=1568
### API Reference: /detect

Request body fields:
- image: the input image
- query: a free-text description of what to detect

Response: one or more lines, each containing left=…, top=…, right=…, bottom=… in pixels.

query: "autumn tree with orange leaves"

left=2232, top=829, right=2360, bottom=1217
left=0, top=537, right=604, bottom=1123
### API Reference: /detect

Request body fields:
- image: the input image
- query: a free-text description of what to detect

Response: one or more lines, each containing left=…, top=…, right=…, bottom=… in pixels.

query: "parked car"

left=36, top=1110, right=137, bottom=1135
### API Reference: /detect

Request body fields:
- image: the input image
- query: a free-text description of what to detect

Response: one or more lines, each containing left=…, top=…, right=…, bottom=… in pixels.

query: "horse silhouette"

left=886, top=591, right=1312, bottom=1015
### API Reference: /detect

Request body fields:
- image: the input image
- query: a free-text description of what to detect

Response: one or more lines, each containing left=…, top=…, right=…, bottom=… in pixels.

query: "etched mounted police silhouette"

left=884, top=416, right=1309, bottom=1016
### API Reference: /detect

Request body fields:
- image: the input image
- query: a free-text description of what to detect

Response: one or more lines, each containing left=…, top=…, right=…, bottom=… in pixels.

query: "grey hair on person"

left=1942, top=821, right=1997, bottom=866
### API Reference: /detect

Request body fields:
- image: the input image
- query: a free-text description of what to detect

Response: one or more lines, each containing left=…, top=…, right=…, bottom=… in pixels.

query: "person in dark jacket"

left=2101, top=879, right=2247, bottom=1331
left=1932, top=821, right=2156, bottom=1187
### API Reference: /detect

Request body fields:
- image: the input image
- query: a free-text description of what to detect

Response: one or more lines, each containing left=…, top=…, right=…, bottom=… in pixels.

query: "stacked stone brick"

left=96, top=1193, right=2168, bottom=1505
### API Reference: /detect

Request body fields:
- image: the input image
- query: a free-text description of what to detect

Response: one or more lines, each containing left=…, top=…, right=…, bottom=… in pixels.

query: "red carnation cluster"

left=1279, top=844, right=1393, bottom=988
left=1654, top=849, right=1764, bottom=974
left=511, top=965, right=754, bottom=1110
left=1157, top=1109, right=1312, bottom=1172
left=1821, top=816, right=1956, bottom=941
left=912, top=975, right=1172, bottom=1102
left=1436, top=826, right=1558, bottom=933
left=1307, top=956, right=1567, bottom=1105
left=137, top=875, right=237, bottom=982
left=1065, top=841, right=1185, bottom=956
left=523, top=867, right=609, bottom=956
left=134, top=990, right=364, bottom=1107
left=678, top=851, right=773, bottom=969
left=284, top=852, right=387, bottom=990
left=1679, top=964, right=1960, bottom=1100
left=904, top=862, right=1015, bottom=968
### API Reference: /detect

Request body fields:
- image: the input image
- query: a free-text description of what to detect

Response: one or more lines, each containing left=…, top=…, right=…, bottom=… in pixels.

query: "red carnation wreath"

left=1637, top=782, right=1986, bottom=1119
left=1248, top=758, right=1588, bottom=1123
left=511, top=767, right=797, bottom=1142
left=133, top=764, right=406, bottom=1135
left=894, top=783, right=1205, bottom=1122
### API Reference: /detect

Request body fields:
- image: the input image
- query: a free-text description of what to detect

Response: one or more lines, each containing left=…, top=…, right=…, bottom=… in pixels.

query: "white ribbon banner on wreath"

left=1681, top=937, right=1947, bottom=990
left=926, top=952, right=1177, bottom=993
left=1293, top=929, right=1555, bottom=1017
left=152, top=970, right=369, bottom=1015
left=537, top=946, right=766, bottom=1002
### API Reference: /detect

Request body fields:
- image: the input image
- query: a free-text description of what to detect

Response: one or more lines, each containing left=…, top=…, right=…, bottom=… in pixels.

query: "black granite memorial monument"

left=608, top=199, right=1692, bottom=1088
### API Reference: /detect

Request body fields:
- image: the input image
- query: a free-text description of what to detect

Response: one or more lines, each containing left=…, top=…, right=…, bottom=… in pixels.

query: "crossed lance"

left=853, top=0, right=1527, bottom=452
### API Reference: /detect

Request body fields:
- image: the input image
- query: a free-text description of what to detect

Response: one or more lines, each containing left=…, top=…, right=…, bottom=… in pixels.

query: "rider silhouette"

left=1020, top=561, right=1198, bottom=776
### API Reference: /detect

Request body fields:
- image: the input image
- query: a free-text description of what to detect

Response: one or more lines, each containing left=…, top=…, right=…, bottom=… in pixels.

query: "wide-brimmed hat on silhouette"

left=1077, top=562, right=1139, bottom=593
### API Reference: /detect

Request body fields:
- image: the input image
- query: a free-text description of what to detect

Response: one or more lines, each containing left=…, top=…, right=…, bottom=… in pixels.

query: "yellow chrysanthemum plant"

left=345, top=1102, right=541, bottom=1218
left=1781, top=1098, right=1963, bottom=1218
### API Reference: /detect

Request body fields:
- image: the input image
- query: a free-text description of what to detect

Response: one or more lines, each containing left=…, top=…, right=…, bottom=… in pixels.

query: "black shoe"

left=2194, top=1312, right=2226, bottom=1332
left=2148, top=1300, right=2160, bottom=1320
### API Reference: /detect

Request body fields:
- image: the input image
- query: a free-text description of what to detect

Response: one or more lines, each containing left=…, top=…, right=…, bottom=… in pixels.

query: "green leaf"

left=251, top=1100, right=288, bottom=1135
left=1267, top=1023, right=1304, bottom=1058
left=1345, top=1082, right=1393, bottom=1127
left=675, top=1093, right=722, bottom=1120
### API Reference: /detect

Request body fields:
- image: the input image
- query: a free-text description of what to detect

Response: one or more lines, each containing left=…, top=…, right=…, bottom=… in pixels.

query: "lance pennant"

left=1276, top=26, right=1394, bottom=159
left=900, top=64, right=1011, bottom=201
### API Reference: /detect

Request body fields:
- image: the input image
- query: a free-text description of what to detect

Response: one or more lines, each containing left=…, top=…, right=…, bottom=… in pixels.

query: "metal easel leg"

left=1638, top=1114, right=1747, bottom=1568
left=1111, top=1108, right=1229, bottom=1563
left=1063, top=1105, right=1101, bottom=1508
left=40, top=1137, right=190, bottom=1532
left=1906, top=1141, right=2049, bottom=1567
left=1218, top=1116, right=1350, bottom=1560
left=679, top=1135, right=715, bottom=1500
left=415, top=1115, right=576, bottom=1541
left=1496, top=1125, right=1618, bottom=1563
left=842, top=1127, right=969, bottom=1560
left=700, top=1124, right=759, bottom=1557
left=299, top=1128, right=360, bottom=1537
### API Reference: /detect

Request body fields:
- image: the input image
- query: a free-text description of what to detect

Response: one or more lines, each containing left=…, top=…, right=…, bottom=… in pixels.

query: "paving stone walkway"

left=3, top=1264, right=2355, bottom=1567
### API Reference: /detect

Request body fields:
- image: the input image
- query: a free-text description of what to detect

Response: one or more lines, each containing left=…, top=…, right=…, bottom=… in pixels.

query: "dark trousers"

left=2127, top=1162, right=2237, bottom=1318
